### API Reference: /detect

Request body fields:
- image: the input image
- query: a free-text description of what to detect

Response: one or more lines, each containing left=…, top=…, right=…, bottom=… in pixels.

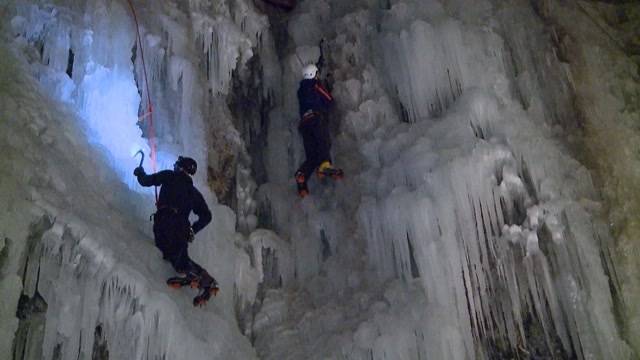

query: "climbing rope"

left=126, top=0, right=158, bottom=203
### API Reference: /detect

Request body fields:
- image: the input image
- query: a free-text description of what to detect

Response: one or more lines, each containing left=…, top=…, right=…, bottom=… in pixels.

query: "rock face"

left=530, top=0, right=640, bottom=353
left=1, top=0, right=639, bottom=359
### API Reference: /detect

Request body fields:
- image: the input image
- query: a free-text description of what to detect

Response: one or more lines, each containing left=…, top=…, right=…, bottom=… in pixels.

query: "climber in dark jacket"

left=294, top=64, right=342, bottom=197
left=134, top=156, right=218, bottom=306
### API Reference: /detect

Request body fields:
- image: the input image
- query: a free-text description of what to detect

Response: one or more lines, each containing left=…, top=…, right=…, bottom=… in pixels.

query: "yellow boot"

left=317, top=161, right=343, bottom=179
left=318, top=161, right=332, bottom=172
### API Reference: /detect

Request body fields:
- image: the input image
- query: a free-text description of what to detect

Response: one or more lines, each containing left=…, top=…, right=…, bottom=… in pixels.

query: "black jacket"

left=297, top=79, right=334, bottom=118
left=136, top=170, right=212, bottom=234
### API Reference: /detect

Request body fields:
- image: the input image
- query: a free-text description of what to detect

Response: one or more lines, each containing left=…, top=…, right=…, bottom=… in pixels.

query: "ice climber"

left=295, top=63, right=343, bottom=197
left=134, top=156, right=219, bottom=307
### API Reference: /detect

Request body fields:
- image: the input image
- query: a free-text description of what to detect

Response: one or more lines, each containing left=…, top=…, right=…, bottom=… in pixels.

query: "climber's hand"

left=134, top=166, right=145, bottom=177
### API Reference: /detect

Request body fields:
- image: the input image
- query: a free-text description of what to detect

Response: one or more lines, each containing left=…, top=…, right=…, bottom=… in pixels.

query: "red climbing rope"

left=126, top=0, right=158, bottom=203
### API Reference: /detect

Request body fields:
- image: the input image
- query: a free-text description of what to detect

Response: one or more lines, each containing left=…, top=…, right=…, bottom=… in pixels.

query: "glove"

left=187, top=226, right=195, bottom=243
left=133, top=166, right=145, bottom=177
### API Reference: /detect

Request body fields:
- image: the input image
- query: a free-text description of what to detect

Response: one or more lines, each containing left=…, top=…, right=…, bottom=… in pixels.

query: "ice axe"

left=316, top=38, right=325, bottom=74
left=134, top=150, right=145, bottom=168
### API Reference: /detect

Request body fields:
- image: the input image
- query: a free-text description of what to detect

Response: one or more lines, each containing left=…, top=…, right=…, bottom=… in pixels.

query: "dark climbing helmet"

left=174, top=156, right=197, bottom=175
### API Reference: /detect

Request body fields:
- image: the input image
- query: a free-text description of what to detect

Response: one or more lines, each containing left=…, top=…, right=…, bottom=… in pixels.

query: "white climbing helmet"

left=302, top=64, right=318, bottom=79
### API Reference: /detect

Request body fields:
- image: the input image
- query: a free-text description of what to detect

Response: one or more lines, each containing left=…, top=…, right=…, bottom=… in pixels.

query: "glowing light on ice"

left=130, top=146, right=143, bottom=158
left=78, top=64, right=175, bottom=191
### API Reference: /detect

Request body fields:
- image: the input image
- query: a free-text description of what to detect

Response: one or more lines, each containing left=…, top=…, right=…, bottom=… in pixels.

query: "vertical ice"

left=252, top=0, right=634, bottom=359
left=1, top=0, right=637, bottom=359
left=2, top=0, right=275, bottom=359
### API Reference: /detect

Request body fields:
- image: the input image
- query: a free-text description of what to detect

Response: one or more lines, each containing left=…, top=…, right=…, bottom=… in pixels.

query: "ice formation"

left=253, top=0, right=634, bottom=358
left=1, top=0, right=638, bottom=359
left=1, top=0, right=271, bottom=358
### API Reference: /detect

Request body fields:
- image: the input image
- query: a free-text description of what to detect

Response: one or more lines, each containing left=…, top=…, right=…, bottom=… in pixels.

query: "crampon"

left=316, top=167, right=344, bottom=180
left=193, top=285, right=220, bottom=307
left=192, top=272, right=219, bottom=307
left=167, top=272, right=220, bottom=307
left=167, top=274, right=199, bottom=289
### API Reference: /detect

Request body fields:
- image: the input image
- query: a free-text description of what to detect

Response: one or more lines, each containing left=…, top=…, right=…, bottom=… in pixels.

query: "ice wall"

left=2, top=0, right=637, bottom=358
left=10, top=2, right=167, bottom=191
left=0, top=40, right=259, bottom=358
left=7, top=0, right=275, bottom=199
left=252, top=0, right=635, bottom=359
left=1, top=0, right=285, bottom=358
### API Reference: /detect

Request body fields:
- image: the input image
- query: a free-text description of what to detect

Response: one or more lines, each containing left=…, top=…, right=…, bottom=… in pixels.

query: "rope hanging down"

left=127, top=0, right=158, bottom=202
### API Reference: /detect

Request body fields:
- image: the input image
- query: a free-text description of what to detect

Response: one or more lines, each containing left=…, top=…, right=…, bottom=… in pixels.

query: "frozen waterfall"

left=1, top=0, right=639, bottom=359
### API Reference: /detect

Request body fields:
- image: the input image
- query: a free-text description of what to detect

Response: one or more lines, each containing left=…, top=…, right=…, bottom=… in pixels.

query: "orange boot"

left=295, top=171, right=309, bottom=197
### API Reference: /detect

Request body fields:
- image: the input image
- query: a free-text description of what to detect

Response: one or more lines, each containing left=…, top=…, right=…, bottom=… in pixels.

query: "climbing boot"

left=193, top=286, right=219, bottom=307
left=295, top=171, right=309, bottom=198
left=167, top=272, right=199, bottom=289
left=193, top=274, right=220, bottom=307
left=196, top=271, right=217, bottom=289
left=316, top=161, right=344, bottom=180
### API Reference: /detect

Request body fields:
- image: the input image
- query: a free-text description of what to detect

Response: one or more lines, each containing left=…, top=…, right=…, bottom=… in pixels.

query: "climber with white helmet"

left=294, top=61, right=343, bottom=197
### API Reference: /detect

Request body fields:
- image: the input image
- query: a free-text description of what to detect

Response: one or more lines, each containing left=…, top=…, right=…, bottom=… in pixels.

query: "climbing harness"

left=150, top=205, right=178, bottom=222
left=302, top=109, right=320, bottom=122
left=127, top=0, right=158, bottom=203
